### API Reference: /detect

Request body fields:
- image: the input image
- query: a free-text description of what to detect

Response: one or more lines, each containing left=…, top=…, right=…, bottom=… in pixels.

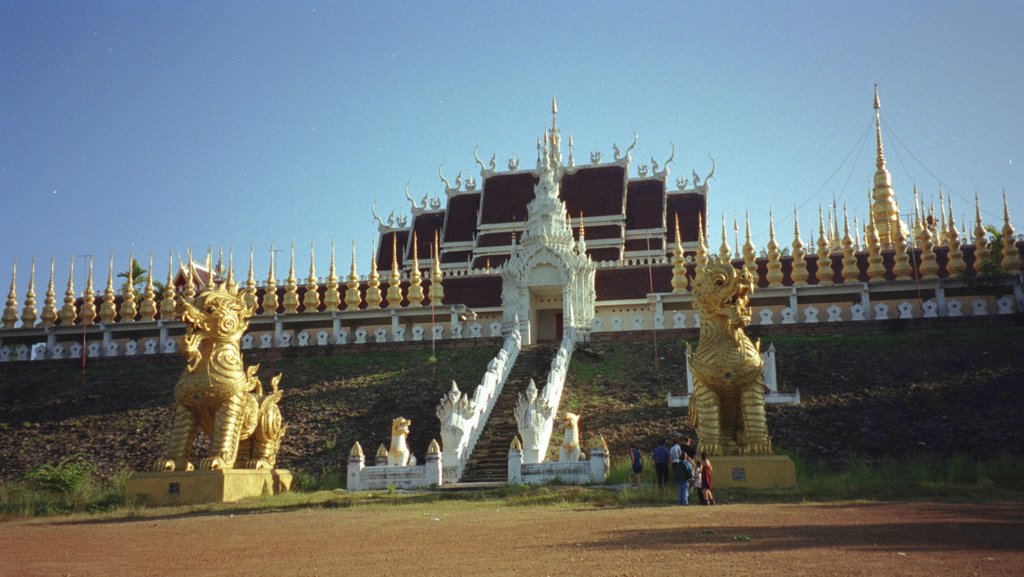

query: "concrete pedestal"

left=125, top=469, right=293, bottom=506
left=707, top=456, right=796, bottom=490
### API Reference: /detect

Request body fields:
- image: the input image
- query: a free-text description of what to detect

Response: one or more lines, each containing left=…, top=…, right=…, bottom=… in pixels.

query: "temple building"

left=1, top=91, right=1022, bottom=359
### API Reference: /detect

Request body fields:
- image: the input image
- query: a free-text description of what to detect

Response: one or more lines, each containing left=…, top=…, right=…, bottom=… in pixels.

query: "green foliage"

left=1, top=459, right=130, bottom=517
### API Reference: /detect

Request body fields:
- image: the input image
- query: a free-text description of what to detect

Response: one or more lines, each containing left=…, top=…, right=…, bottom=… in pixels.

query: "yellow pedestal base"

left=707, top=456, right=796, bottom=490
left=125, top=469, right=293, bottom=506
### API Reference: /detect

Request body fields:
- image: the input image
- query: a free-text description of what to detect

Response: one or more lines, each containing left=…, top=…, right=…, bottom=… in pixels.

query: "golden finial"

left=938, top=189, right=948, bottom=246
left=58, top=256, right=77, bottom=326
left=262, top=243, right=279, bottom=316
left=719, top=213, right=731, bottom=262
left=766, top=207, right=783, bottom=286
left=865, top=197, right=885, bottom=282
left=972, top=192, right=990, bottom=272
left=1001, top=189, right=1022, bottom=273
left=183, top=247, right=197, bottom=304
left=891, top=213, right=914, bottom=280
left=303, top=240, right=321, bottom=313
left=344, top=239, right=362, bottom=311
left=428, top=230, right=444, bottom=305
left=386, top=234, right=403, bottom=308
left=204, top=246, right=213, bottom=286
left=225, top=245, right=236, bottom=294
left=160, top=251, right=177, bottom=320
left=854, top=215, right=862, bottom=252
left=406, top=231, right=425, bottom=307
left=918, top=207, right=939, bottom=279
left=742, top=211, right=756, bottom=276
left=78, top=255, right=96, bottom=326
left=816, top=205, right=832, bottom=285
left=671, top=212, right=687, bottom=293
left=945, top=200, right=966, bottom=277
left=18, top=258, right=37, bottom=328
left=40, top=257, right=57, bottom=327
left=791, top=207, right=808, bottom=286
left=241, top=244, right=256, bottom=309
left=119, top=251, right=138, bottom=323
left=912, top=185, right=923, bottom=247
left=100, top=252, right=120, bottom=323
left=98, top=254, right=117, bottom=324
left=840, top=205, right=859, bottom=283
left=323, top=239, right=341, bottom=312
left=2, top=260, right=18, bottom=329
left=138, top=252, right=157, bottom=322
left=874, top=83, right=885, bottom=170
left=365, top=238, right=383, bottom=308
left=695, top=212, right=708, bottom=267
left=282, top=242, right=300, bottom=314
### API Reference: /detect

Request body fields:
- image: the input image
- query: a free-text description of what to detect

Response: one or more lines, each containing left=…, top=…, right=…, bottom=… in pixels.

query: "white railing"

left=517, top=327, right=576, bottom=464
left=436, top=327, right=522, bottom=481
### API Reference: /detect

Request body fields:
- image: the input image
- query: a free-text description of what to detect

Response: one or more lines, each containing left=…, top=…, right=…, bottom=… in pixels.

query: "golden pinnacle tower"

left=870, top=85, right=910, bottom=247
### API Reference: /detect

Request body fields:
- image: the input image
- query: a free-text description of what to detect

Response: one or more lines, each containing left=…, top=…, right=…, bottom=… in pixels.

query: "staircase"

left=459, top=345, right=559, bottom=483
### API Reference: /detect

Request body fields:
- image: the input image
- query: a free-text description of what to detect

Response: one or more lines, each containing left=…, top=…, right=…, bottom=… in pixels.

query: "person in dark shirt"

left=652, top=439, right=670, bottom=489
left=681, top=437, right=697, bottom=460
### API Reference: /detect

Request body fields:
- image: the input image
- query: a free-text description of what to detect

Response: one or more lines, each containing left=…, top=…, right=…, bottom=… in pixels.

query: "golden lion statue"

left=154, top=285, right=286, bottom=472
left=687, top=255, right=773, bottom=456
left=387, top=417, right=414, bottom=467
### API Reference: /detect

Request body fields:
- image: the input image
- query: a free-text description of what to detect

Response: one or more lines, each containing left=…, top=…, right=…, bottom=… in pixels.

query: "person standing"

left=675, top=453, right=694, bottom=505
left=700, top=451, right=715, bottom=505
left=669, top=437, right=683, bottom=473
left=693, top=459, right=706, bottom=505
left=652, top=439, right=670, bottom=489
left=681, top=437, right=697, bottom=461
left=628, top=445, right=643, bottom=488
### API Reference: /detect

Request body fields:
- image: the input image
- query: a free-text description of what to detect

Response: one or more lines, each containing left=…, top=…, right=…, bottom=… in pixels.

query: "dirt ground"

left=1, top=501, right=1022, bottom=577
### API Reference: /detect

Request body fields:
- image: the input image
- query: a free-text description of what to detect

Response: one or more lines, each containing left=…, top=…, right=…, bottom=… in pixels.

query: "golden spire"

left=226, top=245, right=237, bottom=294
left=365, top=238, right=383, bottom=308
left=765, top=207, right=783, bottom=286
left=79, top=255, right=96, bottom=326
left=160, top=251, right=177, bottom=320
left=262, top=243, right=279, bottom=315
left=281, top=242, right=299, bottom=314
left=742, top=211, right=756, bottom=276
left=385, top=234, right=403, bottom=308
left=139, top=253, right=157, bottom=322
left=98, top=254, right=117, bottom=324
left=242, top=245, right=257, bottom=310
left=406, top=231, right=425, bottom=307
left=874, top=84, right=885, bottom=170
left=19, top=259, right=37, bottom=328
left=695, top=212, right=708, bottom=268
left=791, top=208, right=808, bottom=286
left=719, top=213, right=731, bottom=262
left=816, top=205, right=832, bottom=285
left=323, top=239, right=341, bottom=312
left=671, top=212, right=687, bottom=293
left=344, top=239, right=362, bottom=311
left=428, top=230, right=444, bottom=305
left=57, top=256, right=77, bottom=326
left=946, top=200, right=966, bottom=276
left=865, top=195, right=885, bottom=281
left=912, top=185, right=923, bottom=247
left=891, top=212, right=914, bottom=280
left=1001, top=189, right=1022, bottom=273
left=2, top=260, right=18, bottom=329
left=869, top=85, right=909, bottom=247
left=183, top=247, right=197, bottom=304
left=303, top=241, right=321, bottom=313
left=971, top=192, right=990, bottom=273
left=40, top=257, right=58, bottom=327
left=118, top=251, right=138, bottom=323
left=938, top=189, right=948, bottom=246
left=841, top=205, right=859, bottom=283
left=918, top=208, right=939, bottom=279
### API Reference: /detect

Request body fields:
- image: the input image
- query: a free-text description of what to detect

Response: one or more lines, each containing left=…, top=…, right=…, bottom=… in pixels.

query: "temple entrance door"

left=529, top=285, right=563, bottom=345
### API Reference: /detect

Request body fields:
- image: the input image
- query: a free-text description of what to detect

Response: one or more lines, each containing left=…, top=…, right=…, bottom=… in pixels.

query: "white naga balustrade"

left=435, top=327, right=522, bottom=482
left=515, top=327, right=576, bottom=464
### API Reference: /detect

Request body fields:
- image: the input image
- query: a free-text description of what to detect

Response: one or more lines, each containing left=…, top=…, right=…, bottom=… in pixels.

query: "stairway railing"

left=436, top=326, right=521, bottom=482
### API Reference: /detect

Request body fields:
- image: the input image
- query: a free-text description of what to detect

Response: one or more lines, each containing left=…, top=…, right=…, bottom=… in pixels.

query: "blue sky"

left=2, top=1, right=1022, bottom=295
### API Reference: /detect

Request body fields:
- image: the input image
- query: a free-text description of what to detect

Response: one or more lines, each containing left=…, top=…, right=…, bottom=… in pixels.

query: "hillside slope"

left=1, top=325, right=1021, bottom=482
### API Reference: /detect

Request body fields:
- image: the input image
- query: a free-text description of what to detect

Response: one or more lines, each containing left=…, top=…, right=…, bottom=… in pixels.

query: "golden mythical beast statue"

left=687, top=255, right=773, bottom=456
left=154, top=285, right=286, bottom=472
